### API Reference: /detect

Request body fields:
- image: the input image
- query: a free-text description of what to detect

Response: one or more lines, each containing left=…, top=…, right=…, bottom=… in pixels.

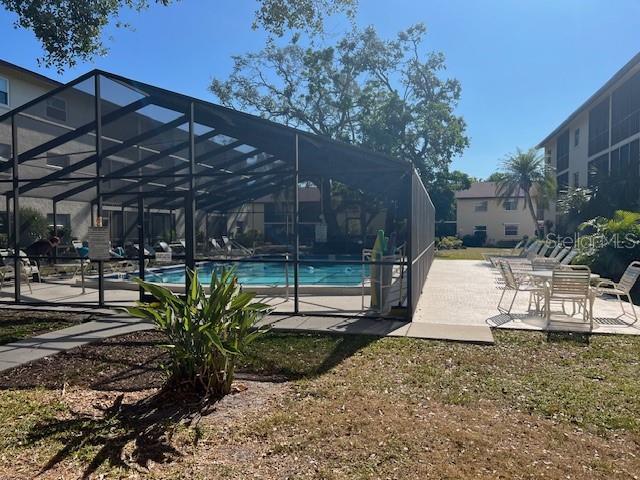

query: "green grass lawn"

left=436, top=246, right=512, bottom=260
left=0, top=328, right=639, bottom=478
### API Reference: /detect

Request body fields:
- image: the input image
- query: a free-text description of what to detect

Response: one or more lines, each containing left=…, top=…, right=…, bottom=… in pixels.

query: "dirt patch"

left=0, top=380, right=288, bottom=480
left=0, top=330, right=168, bottom=391
left=0, top=308, right=91, bottom=345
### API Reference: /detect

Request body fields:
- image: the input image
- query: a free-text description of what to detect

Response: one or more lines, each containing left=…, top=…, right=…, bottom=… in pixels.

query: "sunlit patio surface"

left=414, top=259, right=640, bottom=335
left=2, top=259, right=637, bottom=336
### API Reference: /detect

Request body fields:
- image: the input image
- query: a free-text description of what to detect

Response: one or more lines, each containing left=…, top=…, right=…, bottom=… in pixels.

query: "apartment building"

left=537, top=52, right=640, bottom=196
left=455, top=181, right=537, bottom=244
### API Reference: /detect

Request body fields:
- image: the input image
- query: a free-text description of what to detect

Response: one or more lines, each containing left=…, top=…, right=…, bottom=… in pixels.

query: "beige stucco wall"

left=456, top=197, right=537, bottom=243
left=0, top=65, right=55, bottom=114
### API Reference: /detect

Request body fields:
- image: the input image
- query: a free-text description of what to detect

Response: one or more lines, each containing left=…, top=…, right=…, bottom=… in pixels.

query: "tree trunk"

left=321, top=178, right=340, bottom=239
left=525, top=191, right=539, bottom=238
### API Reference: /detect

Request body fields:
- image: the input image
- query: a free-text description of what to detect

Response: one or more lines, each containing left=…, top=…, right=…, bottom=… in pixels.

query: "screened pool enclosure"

left=0, top=70, right=434, bottom=320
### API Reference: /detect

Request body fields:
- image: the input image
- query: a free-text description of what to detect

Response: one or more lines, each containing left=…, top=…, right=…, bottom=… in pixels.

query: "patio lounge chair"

left=496, top=260, right=545, bottom=314
left=553, top=247, right=571, bottom=263
left=595, top=261, right=640, bottom=323
left=537, top=242, right=552, bottom=257
left=547, top=243, right=563, bottom=259
left=210, top=238, right=228, bottom=255
left=221, top=235, right=254, bottom=256
left=485, top=239, right=541, bottom=266
left=0, top=257, right=33, bottom=293
left=545, top=265, right=595, bottom=330
left=560, top=249, right=578, bottom=265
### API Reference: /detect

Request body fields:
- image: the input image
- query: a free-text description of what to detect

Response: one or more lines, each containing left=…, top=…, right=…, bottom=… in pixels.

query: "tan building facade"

left=455, top=182, right=537, bottom=244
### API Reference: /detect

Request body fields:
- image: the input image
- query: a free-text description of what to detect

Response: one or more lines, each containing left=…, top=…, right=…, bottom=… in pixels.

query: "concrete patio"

left=415, top=259, right=640, bottom=335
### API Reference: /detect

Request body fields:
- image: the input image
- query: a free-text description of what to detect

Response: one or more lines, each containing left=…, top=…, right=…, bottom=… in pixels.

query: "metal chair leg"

left=507, top=289, right=518, bottom=314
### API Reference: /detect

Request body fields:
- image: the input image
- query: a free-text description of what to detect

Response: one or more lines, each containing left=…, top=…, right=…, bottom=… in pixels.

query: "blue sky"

left=1, top=0, right=639, bottom=178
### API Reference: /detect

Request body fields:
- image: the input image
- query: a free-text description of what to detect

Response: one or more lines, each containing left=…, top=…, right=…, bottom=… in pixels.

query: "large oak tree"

left=211, top=24, right=468, bottom=227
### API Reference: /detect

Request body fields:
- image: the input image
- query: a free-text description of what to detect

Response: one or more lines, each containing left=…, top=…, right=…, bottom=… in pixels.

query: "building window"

left=609, top=138, right=639, bottom=178
left=474, top=201, right=488, bottom=212
left=473, top=225, right=487, bottom=235
left=557, top=171, right=569, bottom=194
left=588, top=153, right=609, bottom=187
left=46, top=213, right=71, bottom=237
left=46, top=152, right=71, bottom=169
left=503, top=198, right=518, bottom=211
left=0, top=143, right=10, bottom=162
left=0, top=77, right=8, bottom=106
left=573, top=171, right=579, bottom=187
left=46, top=97, right=67, bottom=122
left=611, top=70, right=640, bottom=146
left=504, top=224, right=519, bottom=236
left=556, top=129, right=570, bottom=172
left=574, top=128, right=580, bottom=147
left=588, top=97, right=610, bottom=156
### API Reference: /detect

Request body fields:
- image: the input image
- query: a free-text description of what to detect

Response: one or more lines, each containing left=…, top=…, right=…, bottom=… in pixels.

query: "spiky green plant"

left=127, top=269, right=271, bottom=398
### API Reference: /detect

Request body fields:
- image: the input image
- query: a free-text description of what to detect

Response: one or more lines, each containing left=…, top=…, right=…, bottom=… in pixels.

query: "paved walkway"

left=414, top=259, right=640, bottom=335
left=0, top=304, right=495, bottom=373
left=0, top=314, right=155, bottom=372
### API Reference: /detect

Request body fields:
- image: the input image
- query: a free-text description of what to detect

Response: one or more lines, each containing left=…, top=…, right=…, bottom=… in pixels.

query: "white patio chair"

left=595, top=261, right=640, bottom=323
left=537, top=242, right=552, bottom=257
left=547, top=243, right=563, bottom=259
left=486, top=239, right=541, bottom=266
left=560, top=249, right=578, bottom=265
left=545, top=265, right=594, bottom=330
left=0, top=259, right=33, bottom=293
left=496, top=260, right=545, bottom=314
left=554, top=247, right=571, bottom=263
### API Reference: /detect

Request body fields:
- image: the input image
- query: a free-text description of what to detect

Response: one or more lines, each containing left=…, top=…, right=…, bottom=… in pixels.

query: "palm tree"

left=495, top=148, right=556, bottom=236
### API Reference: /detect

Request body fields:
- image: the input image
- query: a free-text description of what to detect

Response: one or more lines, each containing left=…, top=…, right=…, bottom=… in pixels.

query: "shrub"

left=462, top=230, right=486, bottom=247
left=127, top=268, right=271, bottom=398
left=494, top=239, right=520, bottom=248
left=575, top=210, right=640, bottom=301
left=19, top=207, right=49, bottom=247
left=437, top=236, right=463, bottom=249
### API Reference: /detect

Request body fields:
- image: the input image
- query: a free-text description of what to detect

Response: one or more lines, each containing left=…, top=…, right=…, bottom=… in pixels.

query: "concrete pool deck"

left=414, top=259, right=640, bottom=335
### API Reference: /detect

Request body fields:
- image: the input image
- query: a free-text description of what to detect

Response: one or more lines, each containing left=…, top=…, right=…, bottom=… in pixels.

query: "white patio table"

left=528, top=271, right=600, bottom=282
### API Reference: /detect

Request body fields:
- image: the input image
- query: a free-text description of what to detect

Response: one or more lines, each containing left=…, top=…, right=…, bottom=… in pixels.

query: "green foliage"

left=556, top=187, right=593, bottom=235
left=252, top=0, right=357, bottom=36
left=211, top=23, right=468, bottom=190
left=2, top=0, right=356, bottom=71
left=575, top=210, right=640, bottom=299
left=126, top=268, right=271, bottom=398
left=19, top=207, right=48, bottom=247
left=1, top=0, right=174, bottom=71
left=436, top=236, right=463, bottom=250
left=495, top=148, right=556, bottom=235
left=430, top=170, right=476, bottom=221
left=584, top=171, right=640, bottom=219
left=462, top=231, right=486, bottom=247
left=486, top=171, right=506, bottom=182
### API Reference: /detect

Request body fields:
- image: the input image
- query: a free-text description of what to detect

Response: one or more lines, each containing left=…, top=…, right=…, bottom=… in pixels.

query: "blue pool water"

left=140, top=258, right=369, bottom=286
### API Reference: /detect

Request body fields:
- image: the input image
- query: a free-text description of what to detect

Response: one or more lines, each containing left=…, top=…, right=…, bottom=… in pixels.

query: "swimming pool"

left=139, top=258, right=369, bottom=286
